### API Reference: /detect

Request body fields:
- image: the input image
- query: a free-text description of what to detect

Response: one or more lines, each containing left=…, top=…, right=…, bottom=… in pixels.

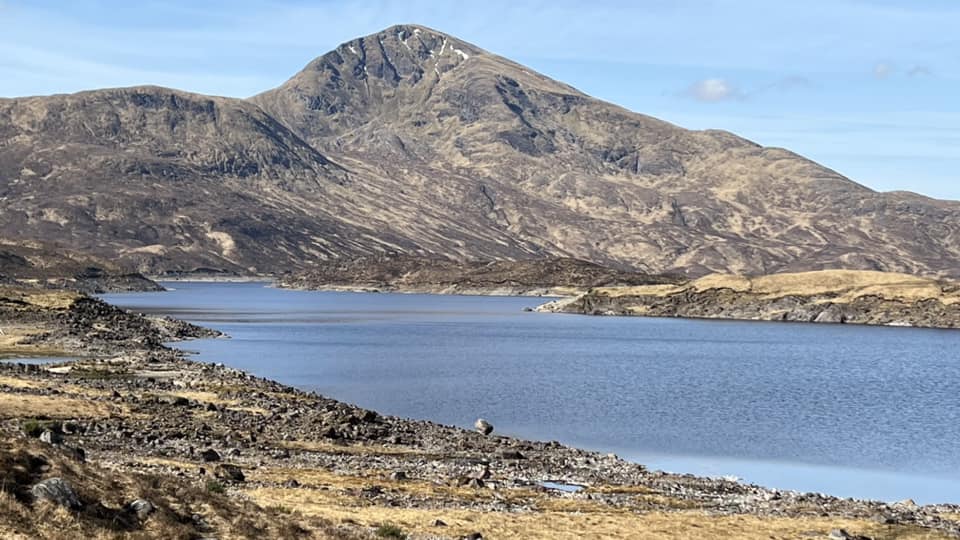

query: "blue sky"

left=1, top=0, right=958, bottom=199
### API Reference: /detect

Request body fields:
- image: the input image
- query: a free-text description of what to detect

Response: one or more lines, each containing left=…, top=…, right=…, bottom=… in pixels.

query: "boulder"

left=39, top=430, right=63, bottom=445
left=125, top=498, right=156, bottom=520
left=474, top=418, right=493, bottom=436
left=894, top=498, right=919, bottom=510
left=31, top=478, right=81, bottom=510
left=214, top=463, right=245, bottom=483
left=828, top=530, right=870, bottom=540
left=814, top=305, right=846, bottom=324
left=498, top=449, right=525, bottom=460
left=200, top=448, right=221, bottom=462
left=67, top=446, right=86, bottom=463
left=469, top=466, right=491, bottom=480
left=466, top=478, right=485, bottom=488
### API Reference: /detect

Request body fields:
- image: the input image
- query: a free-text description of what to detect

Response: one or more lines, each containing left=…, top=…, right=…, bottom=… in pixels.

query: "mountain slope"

left=253, top=24, right=960, bottom=277
left=2, top=24, right=959, bottom=277
left=0, top=86, right=415, bottom=273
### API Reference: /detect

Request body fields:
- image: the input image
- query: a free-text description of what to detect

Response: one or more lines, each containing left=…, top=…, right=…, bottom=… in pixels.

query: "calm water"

left=103, top=282, right=960, bottom=504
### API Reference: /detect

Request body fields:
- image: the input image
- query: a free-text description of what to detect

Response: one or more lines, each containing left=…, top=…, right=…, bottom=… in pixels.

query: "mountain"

left=2, top=24, right=959, bottom=277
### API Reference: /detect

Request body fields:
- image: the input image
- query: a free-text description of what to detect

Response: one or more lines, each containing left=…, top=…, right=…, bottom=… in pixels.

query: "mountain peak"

left=309, top=23, right=480, bottom=86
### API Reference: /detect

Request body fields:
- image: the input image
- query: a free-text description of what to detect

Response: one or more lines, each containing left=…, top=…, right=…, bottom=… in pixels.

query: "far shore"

left=147, top=275, right=276, bottom=283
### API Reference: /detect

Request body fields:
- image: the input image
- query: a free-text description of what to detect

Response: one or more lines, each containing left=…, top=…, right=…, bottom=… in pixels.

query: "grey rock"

left=214, top=463, right=245, bottom=483
left=895, top=498, right=919, bottom=510
left=271, top=448, right=291, bottom=460
left=474, top=418, right=493, bottom=436
left=66, top=446, right=86, bottom=463
left=466, top=478, right=485, bottom=489
left=469, top=466, right=491, bottom=481
left=200, top=448, right=221, bottom=462
left=126, top=498, right=156, bottom=520
left=39, top=430, right=63, bottom=445
left=31, top=478, right=81, bottom=510
left=814, top=305, right=847, bottom=324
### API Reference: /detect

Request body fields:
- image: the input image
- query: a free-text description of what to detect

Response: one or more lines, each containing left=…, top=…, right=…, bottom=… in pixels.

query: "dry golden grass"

left=279, top=439, right=425, bottom=457
left=0, top=287, right=79, bottom=310
left=0, top=325, right=67, bottom=358
left=0, top=392, right=117, bottom=418
left=250, top=465, right=550, bottom=509
left=167, top=390, right=226, bottom=403
left=936, top=514, right=960, bottom=528
left=248, top=483, right=948, bottom=540
left=600, top=283, right=686, bottom=298
left=1, top=438, right=350, bottom=540
left=137, top=456, right=205, bottom=472
left=0, top=375, right=42, bottom=389
left=0, top=375, right=112, bottom=403
left=595, top=270, right=960, bottom=305
left=246, top=466, right=953, bottom=539
left=163, top=390, right=269, bottom=414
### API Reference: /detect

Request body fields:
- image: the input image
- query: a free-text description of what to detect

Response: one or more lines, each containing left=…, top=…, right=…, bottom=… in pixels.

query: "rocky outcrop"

left=30, top=478, right=81, bottom=510
left=71, top=267, right=165, bottom=294
left=538, top=270, right=960, bottom=329
left=0, top=244, right=163, bottom=293
left=0, top=285, right=220, bottom=356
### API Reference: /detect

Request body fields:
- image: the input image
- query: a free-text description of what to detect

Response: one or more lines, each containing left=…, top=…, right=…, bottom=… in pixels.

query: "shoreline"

left=5, top=349, right=960, bottom=535
left=272, top=281, right=577, bottom=298
left=148, top=266, right=960, bottom=332
left=148, top=275, right=276, bottom=283
left=4, top=285, right=959, bottom=537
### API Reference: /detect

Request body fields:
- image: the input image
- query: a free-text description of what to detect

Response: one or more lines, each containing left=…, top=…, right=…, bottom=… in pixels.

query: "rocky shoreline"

left=2, top=286, right=959, bottom=539
left=538, top=270, right=960, bottom=330
left=0, top=245, right=165, bottom=295
left=277, top=256, right=679, bottom=298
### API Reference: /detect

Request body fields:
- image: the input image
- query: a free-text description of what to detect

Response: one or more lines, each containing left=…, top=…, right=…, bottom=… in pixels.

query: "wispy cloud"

left=907, top=65, right=933, bottom=77
left=680, top=75, right=812, bottom=103
left=683, top=78, right=742, bottom=103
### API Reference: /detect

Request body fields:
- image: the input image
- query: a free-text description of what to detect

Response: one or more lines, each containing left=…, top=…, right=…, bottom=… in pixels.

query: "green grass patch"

left=206, top=480, right=226, bottom=494
left=20, top=419, right=59, bottom=438
left=68, top=367, right=129, bottom=380
left=375, top=522, right=406, bottom=539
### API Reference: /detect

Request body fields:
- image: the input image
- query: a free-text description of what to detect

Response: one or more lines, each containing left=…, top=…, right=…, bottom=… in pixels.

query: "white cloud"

left=684, top=78, right=741, bottom=102
left=873, top=62, right=894, bottom=79
left=907, top=65, right=933, bottom=77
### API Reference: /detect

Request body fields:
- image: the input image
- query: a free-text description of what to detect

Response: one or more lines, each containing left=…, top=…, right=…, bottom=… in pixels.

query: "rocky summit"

left=3, top=24, right=960, bottom=277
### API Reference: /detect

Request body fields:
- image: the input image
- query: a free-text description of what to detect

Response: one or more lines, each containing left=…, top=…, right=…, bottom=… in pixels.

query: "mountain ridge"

left=1, top=24, right=959, bottom=278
